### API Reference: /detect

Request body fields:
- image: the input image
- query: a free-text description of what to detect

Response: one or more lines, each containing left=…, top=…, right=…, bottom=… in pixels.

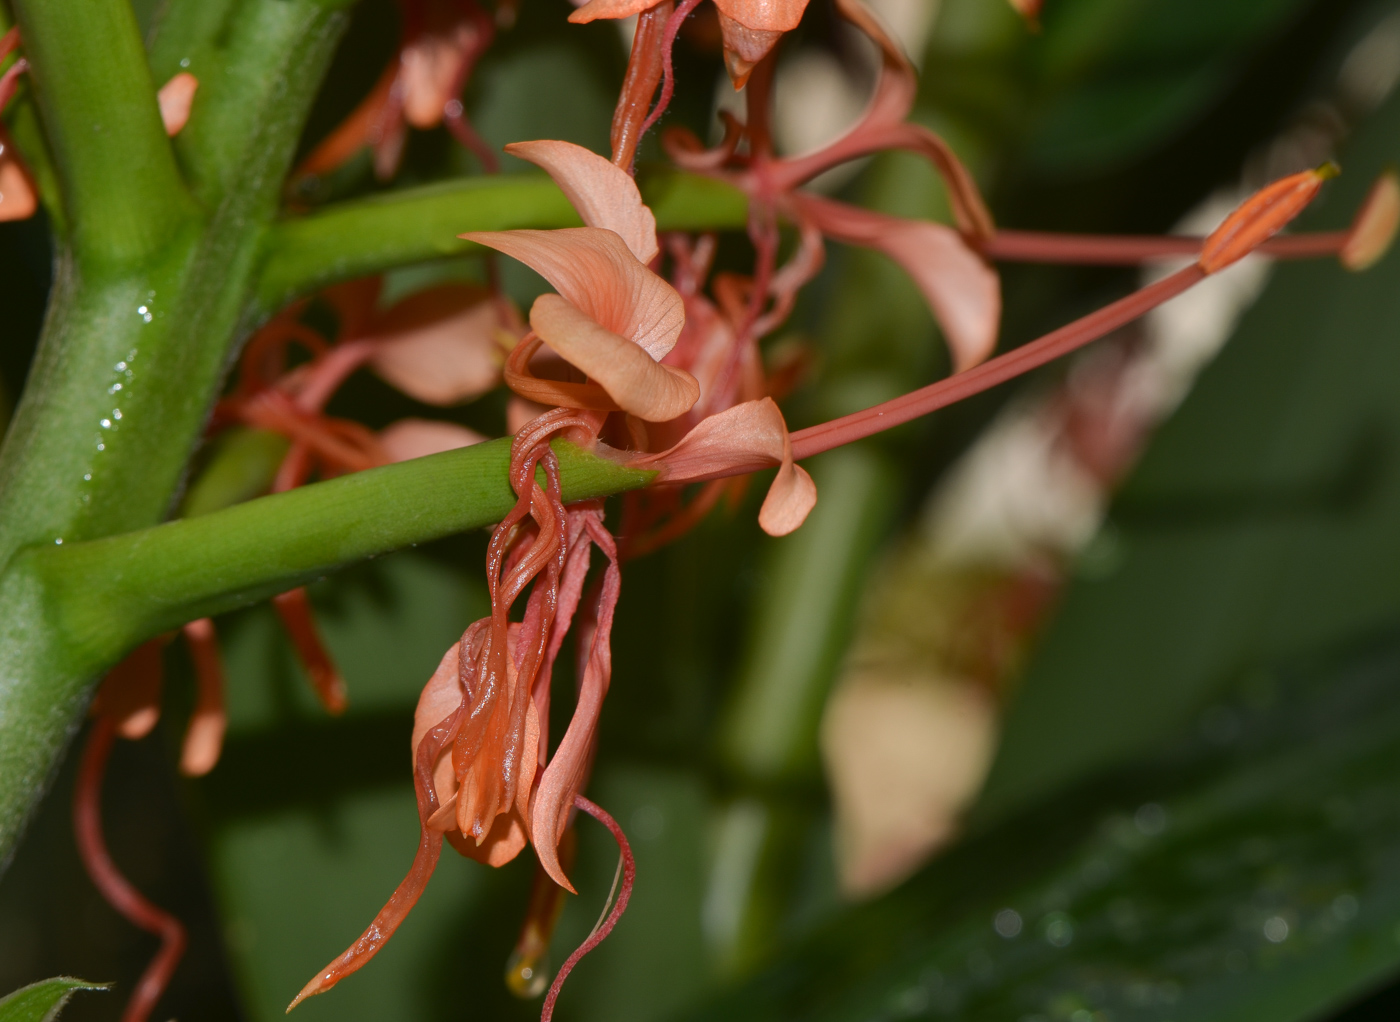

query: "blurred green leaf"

left=679, top=626, right=1400, bottom=1022
left=979, top=64, right=1400, bottom=823
left=0, top=978, right=105, bottom=1022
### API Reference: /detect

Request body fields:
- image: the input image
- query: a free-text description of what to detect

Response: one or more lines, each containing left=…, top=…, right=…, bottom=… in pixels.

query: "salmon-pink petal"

left=413, top=644, right=464, bottom=804
left=179, top=618, right=227, bottom=777
left=379, top=419, right=488, bottom=462
left=158, top=72, right=198, bottom=136
left=532, top=520, right=620, bottom=892
left=367, top=286, right=504, bottom=405
left=633, top=397, right=787, bottom=480
left=716, top=15, right=783, bottom=89
left=568, top=0, right=658, bottom=23
left=758, top=460, right=816, bottom=536
left=798, top=194, right=1000, bottom=371
left=462, top=228, right=684, bottom=359
left=713, top=0, right=807, bottom=33
left=505, top=140, right=659, bottom=264
left=0, top=157, right=37, bottom=222
left=401, top=23, right=473, bottom=129
left=530, top=294, right=699, bottom=421
left=631, top=398, right=817, bottom=535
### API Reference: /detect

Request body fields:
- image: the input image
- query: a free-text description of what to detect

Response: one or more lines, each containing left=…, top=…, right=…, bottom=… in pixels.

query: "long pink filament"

left=74, top=718, right=188, bottom=1022
left=540, top=795, right=635, bottom=1022
left=638, top=0, right=704, bottom=141
left=983, top=228, right=1348, bottom=265
left=789, top=264, right=1205, bottom=460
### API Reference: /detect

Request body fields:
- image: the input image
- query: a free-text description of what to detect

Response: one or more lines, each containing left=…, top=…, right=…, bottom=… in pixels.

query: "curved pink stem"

left=638, top=0, right=704, bottom=141
left=74, top=718, right=188, bottom=1022
left=540, top=795, right=635, bottom=1022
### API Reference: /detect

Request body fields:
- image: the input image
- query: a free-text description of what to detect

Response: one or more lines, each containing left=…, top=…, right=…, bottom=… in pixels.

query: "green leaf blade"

left=0, top=978, right=106, bottom=1022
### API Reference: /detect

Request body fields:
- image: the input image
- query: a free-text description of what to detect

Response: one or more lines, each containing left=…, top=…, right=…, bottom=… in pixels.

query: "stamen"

left=540, top=796, right=636, bottom=1022
left=789, top=264, right=1206, bottom=459
left=73, top=718, right=188, bottom=1022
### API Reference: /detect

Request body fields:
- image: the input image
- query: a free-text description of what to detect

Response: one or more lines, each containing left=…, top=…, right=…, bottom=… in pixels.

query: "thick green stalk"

left=253, top=168, right=749, bottom=314
left=0, top=440, right=651, bottom=868
left=9, top=0, right=196, bottom=267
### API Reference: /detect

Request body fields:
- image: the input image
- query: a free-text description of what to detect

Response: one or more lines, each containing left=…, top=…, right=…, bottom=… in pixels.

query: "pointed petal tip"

left=286, top=973, right=331, bottom=1013
left=1342, top=168, right=1400, bottom=272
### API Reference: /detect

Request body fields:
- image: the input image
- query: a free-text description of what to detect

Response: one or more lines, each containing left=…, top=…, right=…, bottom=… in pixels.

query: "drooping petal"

left=712, top=0, right=808, bottom=86
left=366, top=287, right=504, bottom=405
left=505, top=140, right=659, bottom=264
left=178, top=618, right=227, bottom=777
left=401, top=21, right=475, bottom=129
left=379, top=419, right=488, bottom=462
left=1200, top=164, right=1336, bottom=274
left=157, top=72, right=198, bottom=136
left=1341, top=168, right=1400, bottom=271
left=630, top=398, right=817, bottom=536
left=0, top=155, right=37, bottom=222
left=568, top=0, right=659, bottom=23
left=531, top=518, right=620, bottom=891
left=530, top=294, right=699, bottom=421
left=463, top=228, right=684, bottom=358
left=797, top=194, right=1001, bottom=371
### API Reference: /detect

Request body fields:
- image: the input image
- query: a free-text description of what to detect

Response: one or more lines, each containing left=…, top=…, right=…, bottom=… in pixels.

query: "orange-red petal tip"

left=286, top=973, right=330, bottom=1013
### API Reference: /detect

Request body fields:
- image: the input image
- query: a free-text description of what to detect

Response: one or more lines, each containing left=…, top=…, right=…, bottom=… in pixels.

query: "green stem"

left=0, top=440, right=651, bottom=867
left=9, top=0, right=196, bottom=267
left=253, top=168, right=749, bottom=315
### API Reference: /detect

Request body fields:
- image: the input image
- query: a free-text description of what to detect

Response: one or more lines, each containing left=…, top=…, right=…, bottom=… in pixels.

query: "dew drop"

left=100, top=419, right=111, bottom=429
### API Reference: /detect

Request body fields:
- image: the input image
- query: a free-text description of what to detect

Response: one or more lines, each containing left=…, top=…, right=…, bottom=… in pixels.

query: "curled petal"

left=463, top=227, right=684, bottom=358
left=631, top=398, right=817, bottom=536
left=505, top=140, right=659, bottom=264
left=797, top=195, right=1001, bottom=371
left=158, top=72, right=198, bottom=136
left=1201, top=164, right=1336, bottom=274
left=1341, top=169, right=1400, bottom=271
left=568, top=0, right=661, bottom=23
left=530, top=294, right=699, bottom=421
left=380, top=419, right=488, bottom=462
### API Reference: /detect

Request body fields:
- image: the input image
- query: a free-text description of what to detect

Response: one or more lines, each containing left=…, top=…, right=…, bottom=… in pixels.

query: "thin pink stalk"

left=638, top=0, right=703, bottom=141
left=983, top=229, right=1348, bottom=265
left=74, top=718, right=188, bottom=1022
left=789, top=264, right=1205, bottom=460
left=442, top=0, right=500, bottom=173
left=540, top=795, right=636, bottom=1022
